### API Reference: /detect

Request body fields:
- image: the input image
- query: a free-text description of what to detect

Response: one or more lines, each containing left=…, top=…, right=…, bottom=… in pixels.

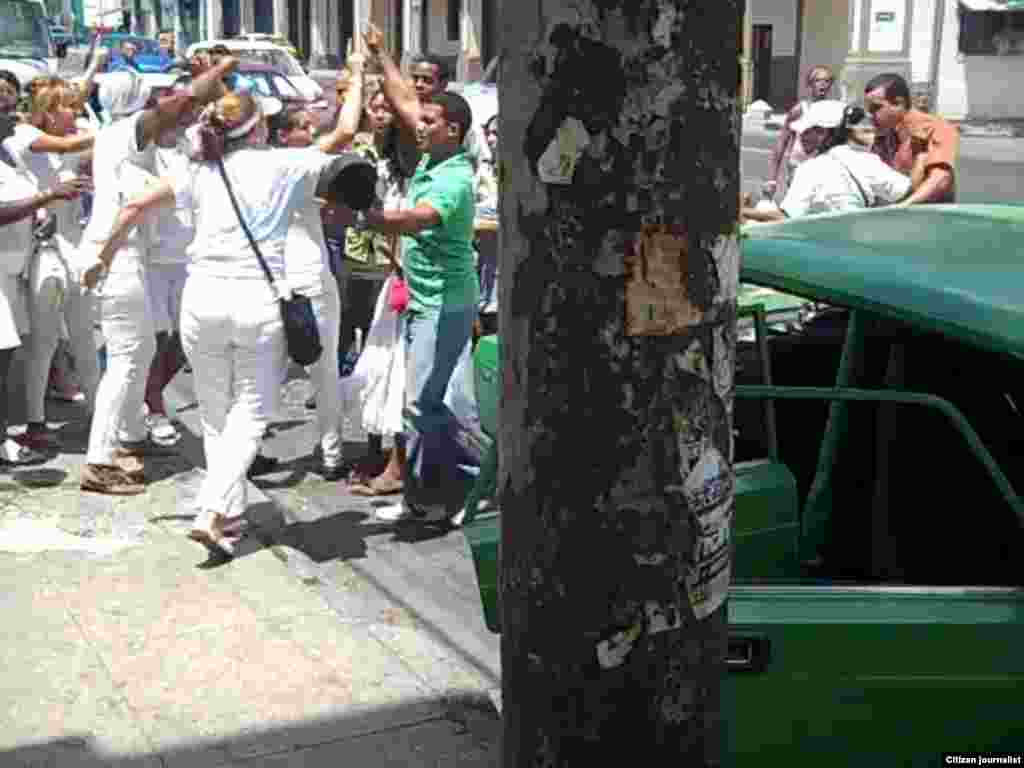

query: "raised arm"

left=318, top=46, right=366, bottom=154
left=76, top=46, right=109, bottom=110
left=136, top=57, right=239, bottom=151
left=364, top=22, right=422, bottom=137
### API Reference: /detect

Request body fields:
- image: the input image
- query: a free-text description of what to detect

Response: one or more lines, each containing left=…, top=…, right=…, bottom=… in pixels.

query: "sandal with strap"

left=348, top=475, right=404, bottom=496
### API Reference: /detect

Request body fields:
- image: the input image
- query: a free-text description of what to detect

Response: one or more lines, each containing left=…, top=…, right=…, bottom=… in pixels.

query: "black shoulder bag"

left=214, top=158, right=323, bottom=366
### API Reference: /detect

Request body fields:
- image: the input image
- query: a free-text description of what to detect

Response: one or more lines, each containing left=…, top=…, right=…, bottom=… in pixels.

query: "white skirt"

left=341, top=275, right=407, bottom=437
left=0, top=273, right=28, bottom=350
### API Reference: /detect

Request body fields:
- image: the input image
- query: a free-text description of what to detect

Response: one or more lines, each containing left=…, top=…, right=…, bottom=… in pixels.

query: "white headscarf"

left=98, top=71, right=151, bottom=119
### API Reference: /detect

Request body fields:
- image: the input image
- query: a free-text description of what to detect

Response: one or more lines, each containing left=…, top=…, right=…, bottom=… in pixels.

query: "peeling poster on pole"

left=625, top=229, right=704, bottom=336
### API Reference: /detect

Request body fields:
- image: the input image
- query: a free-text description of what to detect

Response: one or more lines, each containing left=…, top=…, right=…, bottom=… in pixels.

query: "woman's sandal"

left=348, top=475, right=404, bottom=496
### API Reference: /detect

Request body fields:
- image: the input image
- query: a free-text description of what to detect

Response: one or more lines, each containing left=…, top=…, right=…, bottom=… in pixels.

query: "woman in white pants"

left=0, top=84, right=89, bottom=464
left=79, top=63, right=239, bottom=496
left=273, top=49, right=367, bottom=480
left=94, top=89, right=376, bottom=557
left=3, top=77, right=97, bottom=453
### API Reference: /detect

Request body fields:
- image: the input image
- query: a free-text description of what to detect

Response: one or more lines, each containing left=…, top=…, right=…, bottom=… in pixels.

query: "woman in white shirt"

left=3, top=77, right=97, bottom=454
left=94, top=89, right=375, bottom=557
left=743, top=102, right=912, bottom=223
left=0, top=94, right=90, bottom=465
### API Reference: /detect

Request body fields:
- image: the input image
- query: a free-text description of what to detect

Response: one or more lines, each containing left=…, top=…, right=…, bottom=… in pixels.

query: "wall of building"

left=800, top=0, right=849, bottom=98
left=424, top=0, right=460, bottom=59
left=752, top=0, right=800, bottom=109
left=934, top=0, right=1024, bottom=120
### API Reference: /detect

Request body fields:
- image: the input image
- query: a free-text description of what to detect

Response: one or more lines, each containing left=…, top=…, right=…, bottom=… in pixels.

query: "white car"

left=185, top=39, right=323, bottom=103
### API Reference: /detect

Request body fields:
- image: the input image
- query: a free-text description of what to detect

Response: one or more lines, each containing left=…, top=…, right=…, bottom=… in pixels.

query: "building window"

left=448, top=0, right=461, bottom=42
left=959, top=9, right=1024, bottom=55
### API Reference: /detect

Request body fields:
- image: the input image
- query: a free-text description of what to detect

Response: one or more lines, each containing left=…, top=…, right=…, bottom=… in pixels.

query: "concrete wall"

left=752, top=0, right=800, bottom=108
left=424, top=0, right=460, bottom=57
left=801, top=0, right=850, bottom=98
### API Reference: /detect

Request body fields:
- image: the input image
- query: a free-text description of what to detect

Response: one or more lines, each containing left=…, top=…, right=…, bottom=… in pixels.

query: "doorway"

left=752, top=24, right=773, bottom=103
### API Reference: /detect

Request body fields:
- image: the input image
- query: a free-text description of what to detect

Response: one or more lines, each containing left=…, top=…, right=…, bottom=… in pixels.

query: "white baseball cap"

left=790, top=99, right=847, bottom=134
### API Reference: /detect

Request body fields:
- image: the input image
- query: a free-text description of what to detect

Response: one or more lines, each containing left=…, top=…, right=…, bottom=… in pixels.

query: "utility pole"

left=499, top=1, right=742, bottom=764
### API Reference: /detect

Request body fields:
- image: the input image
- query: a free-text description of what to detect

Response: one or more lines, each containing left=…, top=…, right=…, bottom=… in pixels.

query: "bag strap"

left=214, top=157, right=279, bottom=295
left=831, top=153, right=872, bottom=208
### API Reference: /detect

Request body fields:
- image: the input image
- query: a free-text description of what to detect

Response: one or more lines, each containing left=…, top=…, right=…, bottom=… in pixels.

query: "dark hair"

left=0, top=70, right=20, bottom=96
left=483, top=114, right=497, bottom=133
left=412, top=54, right=451, bottom=83
left=819, top=104, right=869, bottom=154
left=269, top=107, right=309, bottom=146
left=429, top=91, right=472, bottom=144
left=208, top=44, right=231, bottom=57
left=864, top=73, right=910, bottom=108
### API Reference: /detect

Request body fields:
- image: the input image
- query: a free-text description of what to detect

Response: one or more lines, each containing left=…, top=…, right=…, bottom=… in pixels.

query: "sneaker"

left=146, top=414, right=180, bottom=446
left=374, top=500, right=415, bottom=522
left=47, top=383, right=85, bottom=403
left=0, top=439, right=46, bottom=466
left=14, top=429, right=57, bottom=453
left=117, top=438, right=176, bottom=458
left=80, top=463, right=146, bottom=495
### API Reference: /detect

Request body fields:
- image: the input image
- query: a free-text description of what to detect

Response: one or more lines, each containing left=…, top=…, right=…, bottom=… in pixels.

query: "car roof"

left=187, top=39, right=288, bottom=53
left=741, top=203, right=1024, bottom=360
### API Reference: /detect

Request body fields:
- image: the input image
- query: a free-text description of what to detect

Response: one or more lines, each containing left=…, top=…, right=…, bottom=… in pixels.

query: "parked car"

left=185, top=39, right=323, bottom=103
left=462, top=203, right=1024, bottom=765
left=231, top=32, right=301, bottom=62
left=235, top=61, right=328, bottom=117
left=97, top=33, right=172, bottom=74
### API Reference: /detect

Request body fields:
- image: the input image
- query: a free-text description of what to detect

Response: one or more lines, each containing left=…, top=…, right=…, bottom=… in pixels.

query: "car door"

left=725, top=584, right=1024, bottom=765
left=724, top=329, right=1024, bottom=765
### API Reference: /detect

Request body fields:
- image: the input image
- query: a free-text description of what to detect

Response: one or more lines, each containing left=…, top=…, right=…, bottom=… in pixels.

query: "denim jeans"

left=403, top=305, right=477, bottom=512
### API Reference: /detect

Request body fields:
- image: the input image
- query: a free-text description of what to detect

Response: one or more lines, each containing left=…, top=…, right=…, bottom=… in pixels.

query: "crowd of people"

left=742, top=68, right=960, bottom=222
left=0, top=39, right=955, bottom=557
left=0, top=22, right=502, bottom=557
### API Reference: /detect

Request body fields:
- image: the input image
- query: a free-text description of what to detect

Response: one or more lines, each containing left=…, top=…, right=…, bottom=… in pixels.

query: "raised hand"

left=363, top=22, right=384, bottom=55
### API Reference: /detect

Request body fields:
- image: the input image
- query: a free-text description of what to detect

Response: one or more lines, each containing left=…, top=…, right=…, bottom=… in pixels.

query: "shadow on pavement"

left=0, top=694, right=501, bottom=767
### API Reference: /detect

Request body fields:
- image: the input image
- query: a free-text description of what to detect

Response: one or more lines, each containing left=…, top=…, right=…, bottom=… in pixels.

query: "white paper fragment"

left=596, top=621, right=643, bottom=669
left=537, top=118, right=590, bottom=185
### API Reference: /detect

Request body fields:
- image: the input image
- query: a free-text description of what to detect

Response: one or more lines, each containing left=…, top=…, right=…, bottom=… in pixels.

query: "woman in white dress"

left=3, top=76, right=97, bottom=454
left=94, top=89, right=376, bottom=557
left=0, top=74, right=89, bottom=465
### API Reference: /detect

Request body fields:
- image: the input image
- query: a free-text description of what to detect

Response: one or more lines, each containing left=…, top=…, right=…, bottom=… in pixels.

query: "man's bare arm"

left=319, top=49, right=366, bottom=153
left=364, top=22, right=422, bottom=136
left=136, top=57, right=238, bottom=151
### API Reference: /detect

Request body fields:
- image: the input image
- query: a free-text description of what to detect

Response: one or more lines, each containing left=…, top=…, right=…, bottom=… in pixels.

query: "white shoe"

left=374, top=500, right=415, bottom=522
left=147, top=414, right=180, bottom=446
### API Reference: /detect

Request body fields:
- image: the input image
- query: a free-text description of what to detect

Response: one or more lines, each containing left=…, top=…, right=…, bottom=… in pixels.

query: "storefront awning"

left=959, top=0, right=1024, bottom=11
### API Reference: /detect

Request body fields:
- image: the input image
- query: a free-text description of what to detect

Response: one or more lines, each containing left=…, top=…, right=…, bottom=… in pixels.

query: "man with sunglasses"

left=864, top=73, right=959, bottom=205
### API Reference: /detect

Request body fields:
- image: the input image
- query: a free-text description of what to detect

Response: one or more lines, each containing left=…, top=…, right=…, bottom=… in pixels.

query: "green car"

left=462, top=203, right=1024, bottom=764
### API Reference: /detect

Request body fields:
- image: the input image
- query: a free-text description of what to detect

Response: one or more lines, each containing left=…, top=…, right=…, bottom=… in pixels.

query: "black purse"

left=215, top=158, right=323, bottom=367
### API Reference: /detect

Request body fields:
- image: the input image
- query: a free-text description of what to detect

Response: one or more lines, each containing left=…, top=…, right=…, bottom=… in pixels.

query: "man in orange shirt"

left=864, top=73, right=959, bottom=205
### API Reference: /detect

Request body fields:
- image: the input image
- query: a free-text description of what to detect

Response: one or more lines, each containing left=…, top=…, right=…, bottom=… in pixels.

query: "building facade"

left=176, top=0, right=495, bottom=76
left=754, top=0, right=1024, bottom=120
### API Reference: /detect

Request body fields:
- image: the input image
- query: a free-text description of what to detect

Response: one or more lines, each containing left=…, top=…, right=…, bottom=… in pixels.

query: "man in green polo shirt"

left=354, top=90, right=479, bottom=522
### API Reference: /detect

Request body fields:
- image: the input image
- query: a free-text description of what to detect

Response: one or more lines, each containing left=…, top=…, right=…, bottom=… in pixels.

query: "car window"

left=271, top=74, right=301, bottom=99
left=229, top=48, right=304, bottom=77
left=248, top=73, right=272, bottom=97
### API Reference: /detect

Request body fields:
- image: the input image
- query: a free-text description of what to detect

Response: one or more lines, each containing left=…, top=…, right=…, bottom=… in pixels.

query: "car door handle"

left=727, top=634, right=771, bottom=673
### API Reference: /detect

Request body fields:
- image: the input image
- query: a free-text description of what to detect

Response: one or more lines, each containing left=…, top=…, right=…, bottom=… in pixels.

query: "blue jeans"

left=403, top=305, right=477, bottom=512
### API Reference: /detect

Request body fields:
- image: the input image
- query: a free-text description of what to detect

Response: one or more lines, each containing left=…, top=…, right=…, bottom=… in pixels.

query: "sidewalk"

left=0, top=373, right=500, bottom=766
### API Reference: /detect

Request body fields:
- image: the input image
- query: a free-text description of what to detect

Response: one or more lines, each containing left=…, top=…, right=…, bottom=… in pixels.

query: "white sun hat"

left=790, top=99, right=847, bottom=134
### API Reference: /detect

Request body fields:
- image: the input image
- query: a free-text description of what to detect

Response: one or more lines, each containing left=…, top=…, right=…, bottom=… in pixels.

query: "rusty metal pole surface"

left=499, top=1, right=743, bottom=764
